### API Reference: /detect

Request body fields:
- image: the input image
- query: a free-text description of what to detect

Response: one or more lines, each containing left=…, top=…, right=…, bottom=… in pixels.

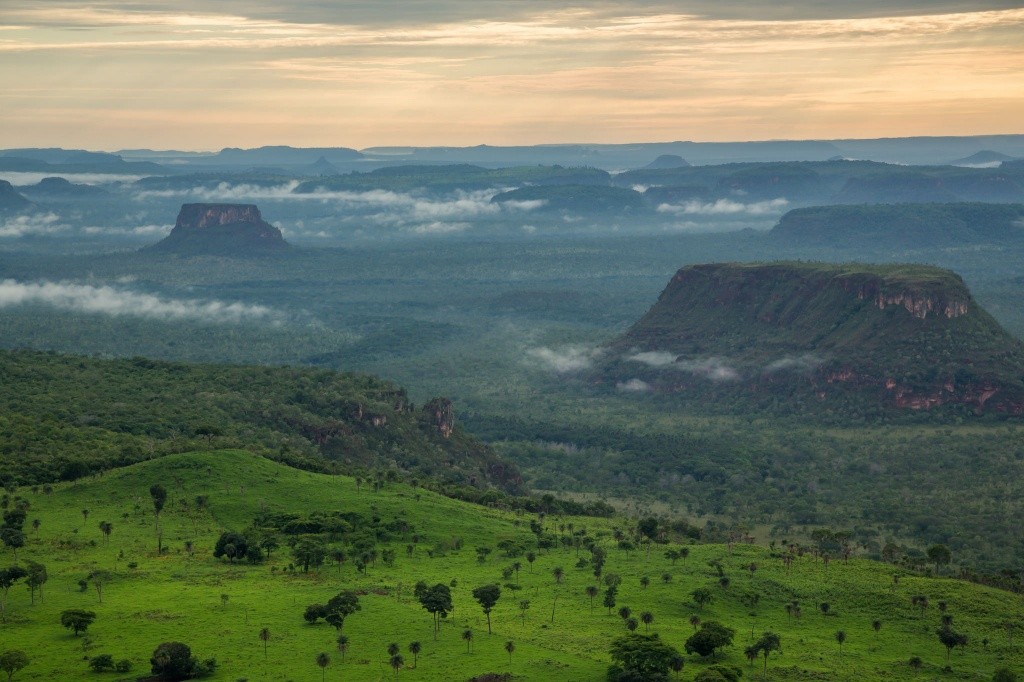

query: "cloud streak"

left=527, top=345, right=602, bottom=372
left=657, top=198, right=789, bottom=216
left=0, top=279, right=284, bottom=324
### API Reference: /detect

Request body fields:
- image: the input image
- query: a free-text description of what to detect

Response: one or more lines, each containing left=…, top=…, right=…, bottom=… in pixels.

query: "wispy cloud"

left=0, top=212, right=65, bottom=237
left=527, top=345, right=602, bottom=372
left=657, top=198, right=789, bottom=216
left=617, top=378, right=652, bottom=392
left=0, top=279, right=284, bottom=324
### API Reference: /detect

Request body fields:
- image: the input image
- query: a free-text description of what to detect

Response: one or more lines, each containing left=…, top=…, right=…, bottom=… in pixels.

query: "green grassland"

left=3, top=450, right=1022, bottom=681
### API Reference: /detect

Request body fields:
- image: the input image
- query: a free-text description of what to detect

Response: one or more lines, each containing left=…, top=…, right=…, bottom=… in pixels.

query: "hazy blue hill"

left=20, top=176, right=109, bottom=200
left=492, top=184, right=644, bottom=213
left=0, top=179, right=33, bottom=211
left=770, top=203, right=1024, bottom=248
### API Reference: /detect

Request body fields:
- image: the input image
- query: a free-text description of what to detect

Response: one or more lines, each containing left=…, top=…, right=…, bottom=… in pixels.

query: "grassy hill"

left=2, top=449, right=1023, bottom=680
left=601, top=262, right=1024, bottom=414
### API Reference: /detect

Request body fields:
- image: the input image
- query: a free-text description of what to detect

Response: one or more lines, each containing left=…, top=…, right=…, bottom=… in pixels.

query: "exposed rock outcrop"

left=147, top=203, right=288, bottom=255
left=422, top=398, right=455, bottom=438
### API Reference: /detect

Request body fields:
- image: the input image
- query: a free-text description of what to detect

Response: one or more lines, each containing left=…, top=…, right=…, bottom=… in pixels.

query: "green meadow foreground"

left=2, top=450, right=1022, bottom=681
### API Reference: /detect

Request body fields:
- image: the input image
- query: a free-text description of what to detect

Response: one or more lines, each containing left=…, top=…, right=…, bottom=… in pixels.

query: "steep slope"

left=147, top=203, right=289, bottom=255
left=602, top=262, right=1024, bottom=413
left=0, top=349, right=521, bottom=491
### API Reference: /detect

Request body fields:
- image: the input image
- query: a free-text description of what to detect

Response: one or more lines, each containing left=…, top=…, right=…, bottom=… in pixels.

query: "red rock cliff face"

left=150, top=203, right=288, bottom=253
left=175, top=203, right=265, bottom=230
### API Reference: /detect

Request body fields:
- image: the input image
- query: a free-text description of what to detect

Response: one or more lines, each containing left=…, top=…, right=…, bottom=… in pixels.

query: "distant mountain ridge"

left=601, top=262, right=1024, bottom=414
left=769, top=203, right=1024, bottom=248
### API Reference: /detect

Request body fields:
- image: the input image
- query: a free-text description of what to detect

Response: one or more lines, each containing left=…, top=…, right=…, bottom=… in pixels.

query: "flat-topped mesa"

left=148, top=203, right=288, bottom=255
left=602, top=262, right=1024, bottom=414
left=175, top=203, right=265, bottom=230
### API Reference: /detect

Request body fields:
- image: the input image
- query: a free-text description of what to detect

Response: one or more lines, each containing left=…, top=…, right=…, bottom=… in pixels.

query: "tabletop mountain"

left=601, top=262, right=1024, bottom=413
left=148, top=203, right=288, bottom=255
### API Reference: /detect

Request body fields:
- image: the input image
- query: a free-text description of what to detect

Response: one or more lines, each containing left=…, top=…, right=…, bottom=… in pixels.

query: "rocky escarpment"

left=148, top=203, right=288, bottom=255
left=600, top=262, right=1024, bottom=414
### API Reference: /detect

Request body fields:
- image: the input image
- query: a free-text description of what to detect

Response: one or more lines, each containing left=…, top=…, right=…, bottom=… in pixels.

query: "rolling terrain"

left=3, top=449, right=1022, bottom=680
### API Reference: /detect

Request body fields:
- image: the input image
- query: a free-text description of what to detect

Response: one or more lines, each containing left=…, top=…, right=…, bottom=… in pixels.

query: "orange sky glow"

left=1, top=2, right=1022, bottom=150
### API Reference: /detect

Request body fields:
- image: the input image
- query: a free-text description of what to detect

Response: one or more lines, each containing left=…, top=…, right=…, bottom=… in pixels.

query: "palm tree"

left=315, top=652, right=330, bottom=682
left=553, top=566, right=564, bottom=584
left=408, top=642, right=421, bottom=668
left=258, top=627, right=270, bottom=659
left=389, top=654, right=404, bottom=679
left=585, top=585, right=598, bottom=612
left=872, top=619, right=882, bottom=636
left=640, top=611, right=654, bottom=632
left=387, top=642, right=400, bottom=658
left=462, top=629, right=474, bottom=653
left=626, top=617, right=639, bottom=632
left=689, top=615, right=701, bottom=631
left=618, top=606, right=631, bottom=623
left=504, top=640, right=515, bottom=666
left=336, top=635, right=349, bottom=662
left=669, top=654, right=685, bottom=679
left=640, top=575, right=650, bottom=589
left=835, top=630, right=847, bottom=658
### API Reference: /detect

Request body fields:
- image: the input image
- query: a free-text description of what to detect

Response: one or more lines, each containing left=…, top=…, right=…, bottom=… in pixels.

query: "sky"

left=1, top=1, right=1023, bottom=150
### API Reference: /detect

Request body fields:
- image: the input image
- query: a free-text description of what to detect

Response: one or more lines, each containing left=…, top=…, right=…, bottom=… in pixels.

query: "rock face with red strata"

left=149, top=203, right=288, bottom=255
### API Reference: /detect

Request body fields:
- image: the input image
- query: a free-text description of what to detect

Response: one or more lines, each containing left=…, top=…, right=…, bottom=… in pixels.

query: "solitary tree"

left=519, top=599, right=530, bottom=624
left=586, top=585, right=599, bottom=612
left=692, top=588, right=714, bottom=611
left=98, top=522, right=112, bottom=545
left=408, top=642, right=421, bottom=669
left=258, top=628, right=270, bottom=659
left=755, top=631, right=782, bottom=676
left=315, top=652, right=330, bottom=682
left=608, top=633, right=681, bottom=680
left=24, top=561, right=46, bottom=605
left=553, top=566, right=564, bottom=584
left=472, top=584, right=501, bottom=635
left=336, top=635, right=349, bottom=662
left=685, top=621, right=735, bottom=659
left=0, top=567, right=27, bottom=622
left=505, top=640, right=515, bottom=666
left=324, top=591, right=361, bottom=633
left=937, top=626, right=969, bottom=661
left=149, top=484, right=167, bottom=552
left=418, top=583, right=453, bottom=640
left=389, top=654, right=404, bottom=679
left=641, top=611, right=654, bottom=632
left=0, top=650, right=29, bottom=682
left=603, top=586, right=618, bottom=615
left=60, top=609, right=96, bottom=636
left=462, top=629, right=473, bottom=653
left=689, top=615, right=701, bottom=631
left=872, top=619, right=882, bottom=636
left=835, top=630, right=847, bottom=658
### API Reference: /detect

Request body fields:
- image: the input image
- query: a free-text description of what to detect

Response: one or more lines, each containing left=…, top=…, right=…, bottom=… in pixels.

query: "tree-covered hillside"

left=0, top=350, right=521, bottom=492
